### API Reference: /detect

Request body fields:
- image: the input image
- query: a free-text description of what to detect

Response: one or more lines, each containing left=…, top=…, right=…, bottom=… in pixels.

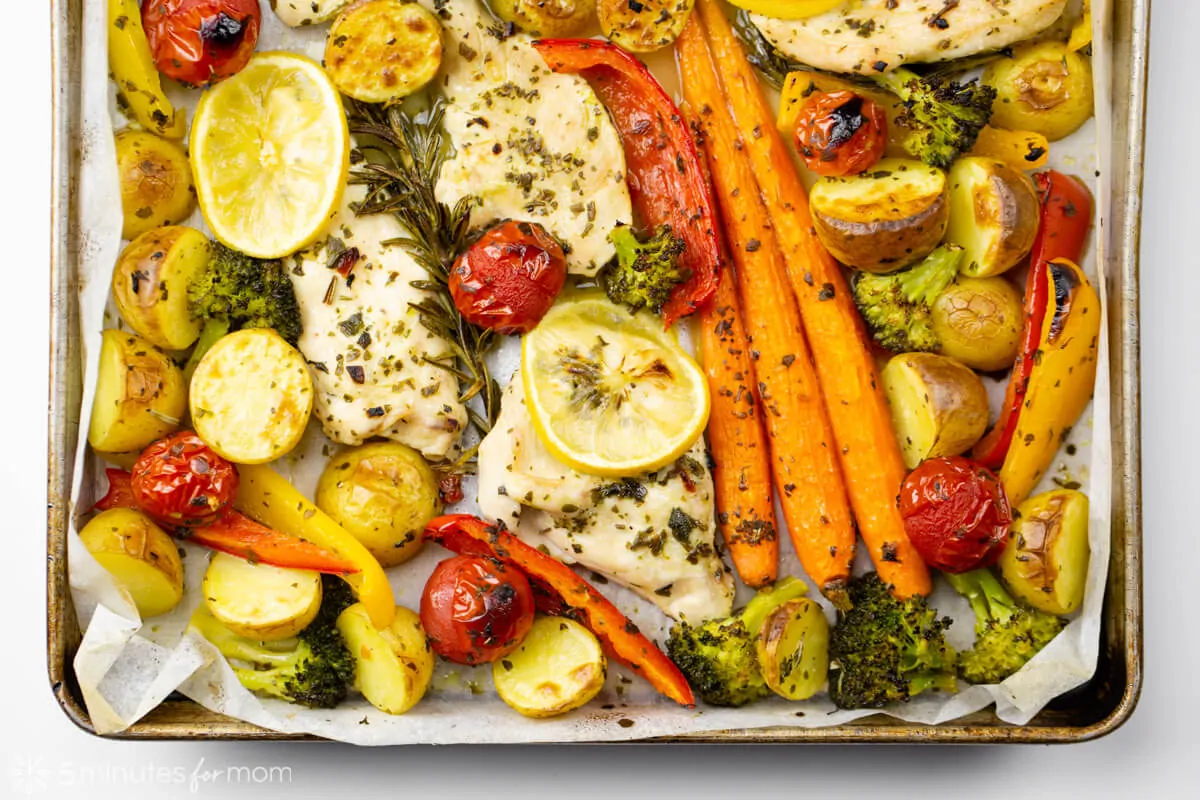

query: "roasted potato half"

left=946, top=157, right=1040, bottom=278
left=493, top=616, right=606, bottom=718
left=324, top=0, right=443, bottom=104
left=882, top=353, right=990, bottom=469
left=88, top=330, right=186, bottom=453
left=203, top=552, right=323, bottom=641
left=756, top=597, right=828, bottom=701
left=491, top=0, right=596, bottom=36
left=116, top=130, right=195, bottom=241
left=931, top=275, right=1024, bottom=372
left=190, top=328, right=314, bottom=464
left=315, top=442, right=438, bottom=568
left=79, top=508, right=184, bottom=618
left=337, top=603, right=433, bottom=715
left=112, top=226, right=208, bottom=350
left=1000, top=489, right=1090, bottom=616
left=985, top=41, right=1094, bottom=142
left=809, top=159, right=949, bottom=273
left=599, top=0, right=695, bottom=53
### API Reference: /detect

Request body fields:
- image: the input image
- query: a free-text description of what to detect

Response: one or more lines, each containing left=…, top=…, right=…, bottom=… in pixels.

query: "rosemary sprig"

left=344, top=98, right=502, bottom=437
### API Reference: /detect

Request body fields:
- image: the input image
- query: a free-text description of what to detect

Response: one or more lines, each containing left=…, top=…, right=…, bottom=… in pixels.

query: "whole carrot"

left=695, top=0, right=931, bottom=599
left=678, top=19, right=855, bottom=607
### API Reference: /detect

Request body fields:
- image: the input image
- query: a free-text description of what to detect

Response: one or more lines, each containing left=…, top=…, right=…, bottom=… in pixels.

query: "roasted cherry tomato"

left=142, top=0, right=261, bottom=88
left=130, top=431, right=239, bottom=527
left=899, top=456, right=1012, bottom=574
left=448, top=220, right=567, bottom=335
left=793, top=91, right=888, bottom=177
left=420, top=554, right=536, bottom=665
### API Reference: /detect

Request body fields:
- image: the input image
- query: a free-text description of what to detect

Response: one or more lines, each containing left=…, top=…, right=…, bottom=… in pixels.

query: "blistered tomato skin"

left=449, top=221, right=567, bottom=335
left=130, top=431, right=240, bottom=527
left=899, top=456, right=1012, bottom=574
left=793, top=91, right=888, bottom=177
left=420, top=555, right=536, bottom=665
left=142, top=0, right=261, bottom=88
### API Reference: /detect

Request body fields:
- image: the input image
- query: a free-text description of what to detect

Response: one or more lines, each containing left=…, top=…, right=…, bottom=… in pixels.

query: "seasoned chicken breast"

left=270, top=0, right=353, bottom=27
left=753, top=0, right=1069, bottom=75
left=289, top=183, right=467, bottom=460
left=423, top=0, right=633, bottom=276
left=478, top=380, right=735, bottom=623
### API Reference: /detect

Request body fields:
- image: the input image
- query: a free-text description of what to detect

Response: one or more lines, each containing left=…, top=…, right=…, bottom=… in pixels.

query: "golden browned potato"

left=756, top=597, right=828, bottom=701
left=79, top=508, right=183, bottom=618
left=599, top=0, right=694, bottom=53
left=999, top=489, right=1090, bottom=616
left=946, top=157, right=1040, bottom=278
left=88, top=329, right=186, bottom=453
left=116, top=130, right=195, bottom=241
left=493, top=616, right=606, bottom=718
left=931, top=275, right=1024, bottom=372
left=203, top=552, right=323, bottom=641
left=190, top=328, right=314, bottom=464
left=809, top=159, right=949, bottom=274
left=985, top=41, right=1094, bottom=142
left=315, top=442, right=438, bottom=568
left=882, top=353, right=990, bottom=469
left=337, top=603, right=433, bottom=715
left=111, top=226, right=209, bottom=350
left=324, top=0, right=442, bottom=104
left=491, top=0, right=596, bottom=36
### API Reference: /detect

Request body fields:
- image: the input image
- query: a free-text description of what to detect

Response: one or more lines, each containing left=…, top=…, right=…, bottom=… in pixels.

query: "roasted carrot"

left=695, top=0, right=931, bottom=599
left=678, top=19, right=854, bottom=606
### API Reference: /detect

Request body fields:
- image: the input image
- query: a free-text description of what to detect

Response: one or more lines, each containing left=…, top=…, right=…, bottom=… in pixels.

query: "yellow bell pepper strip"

left=108, top=0, right=186, bottom=138
left=998, top=259, right=1101, bottom=506
left=970, top=126, right=1050, bottom=171
left=1068, top=1, right=1093, bottom=52
left=235, top=464, right=395, bottom=629
left=726, top=0, right=846, bottom=20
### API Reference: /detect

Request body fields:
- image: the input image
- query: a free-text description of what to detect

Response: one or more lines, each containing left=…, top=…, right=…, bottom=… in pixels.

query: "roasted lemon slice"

left=522, top=296, right=710, bottom=476
left=189, top=52, right=349, bottom=259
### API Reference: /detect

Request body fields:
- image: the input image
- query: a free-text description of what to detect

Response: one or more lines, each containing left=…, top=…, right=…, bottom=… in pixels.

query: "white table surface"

left=2, top=3, right=1196, bottom=797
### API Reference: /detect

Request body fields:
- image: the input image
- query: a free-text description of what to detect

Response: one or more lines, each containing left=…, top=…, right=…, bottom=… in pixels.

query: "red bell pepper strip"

left=94, top=469, right=359, bottom=575
left=424, top=514, right=696, bottom=707
left=533, top=38, right=719, bottom=328
left=972, top=171, right=1093, bottom=468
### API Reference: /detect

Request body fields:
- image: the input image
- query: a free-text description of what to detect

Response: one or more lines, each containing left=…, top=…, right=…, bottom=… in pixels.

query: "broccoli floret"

left=667, top=577, right=808, bottom=707
left=192, top=576, right=356, bottom=709
left=852, top=245, right=964, bottom=353
left=185, top=241, right=303, bottom=375
left=828, top=573, right=957, bottom=709
left=945, top=569, right=1066, bottom=685
left=603, top=225, right=687, bottom=315
left=874, top=67, right=996, bottom=169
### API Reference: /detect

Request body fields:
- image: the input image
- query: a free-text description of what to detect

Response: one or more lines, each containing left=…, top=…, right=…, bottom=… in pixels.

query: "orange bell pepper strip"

left=424, top=514, right=695, bottom=707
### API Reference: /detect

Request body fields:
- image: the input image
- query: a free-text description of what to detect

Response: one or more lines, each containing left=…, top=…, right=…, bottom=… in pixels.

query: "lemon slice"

left=190, top=52, right=349, bottom=259
left=522, top=296, right=710, bottom=477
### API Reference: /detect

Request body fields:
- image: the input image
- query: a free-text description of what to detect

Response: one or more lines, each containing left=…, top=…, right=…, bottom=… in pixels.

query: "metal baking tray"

left=47, top=0, right=1147, bottom=743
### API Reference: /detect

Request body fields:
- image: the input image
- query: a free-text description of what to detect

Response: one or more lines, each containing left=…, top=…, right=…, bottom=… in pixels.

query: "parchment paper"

left=67, top=0, right=1115, bottom=742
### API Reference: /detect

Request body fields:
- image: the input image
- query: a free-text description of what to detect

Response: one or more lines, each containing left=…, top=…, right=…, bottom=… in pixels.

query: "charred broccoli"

left=185, top=241, right=303, bottom=375
left=852, top=244, right=964, bottom=353
left=667, top=577, right=807, bottom=707
left=192, top=576, right=356, bottom=709
left=874, top=68, right=996, bottom=169
left=828, top=573, right=957, bottom=709
left=603, top=224, right=687, bottom=315
left=945, top=569, right=1066, bottom=685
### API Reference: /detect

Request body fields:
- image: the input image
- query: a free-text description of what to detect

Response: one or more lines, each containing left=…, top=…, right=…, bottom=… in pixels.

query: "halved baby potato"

left=985, top=41, right=1094, bottom=142
left=202, top=552, right=323, bottom=641
left=324, top=0, right=443, bottom=104
left=79, top=508, right=184, bottom=618
left=88, top=329, right=186, bottom=453
left=930, top=275, right=1024, bottom=372
left=111, top=226, right=209, bottom=350
left=491, top=0, right=597, bottom=36
left=809, top=158, right=949, bottom=274
left=493, top=615, right=606, bottom=718
left=882, top=352, right=990, bottom=469
left=599, top=0, right=695, bottom=53
left=337, top=603, right=433, bottom=715
left=1000, top=489, right=1090, bottom=616
left=116, top=129, right=195, bottom=241
left=190, top=328, right=314, bottom=464
left=945, top=157, right=1040, bottom=278
left=756, top=597, right=829, bottom=701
